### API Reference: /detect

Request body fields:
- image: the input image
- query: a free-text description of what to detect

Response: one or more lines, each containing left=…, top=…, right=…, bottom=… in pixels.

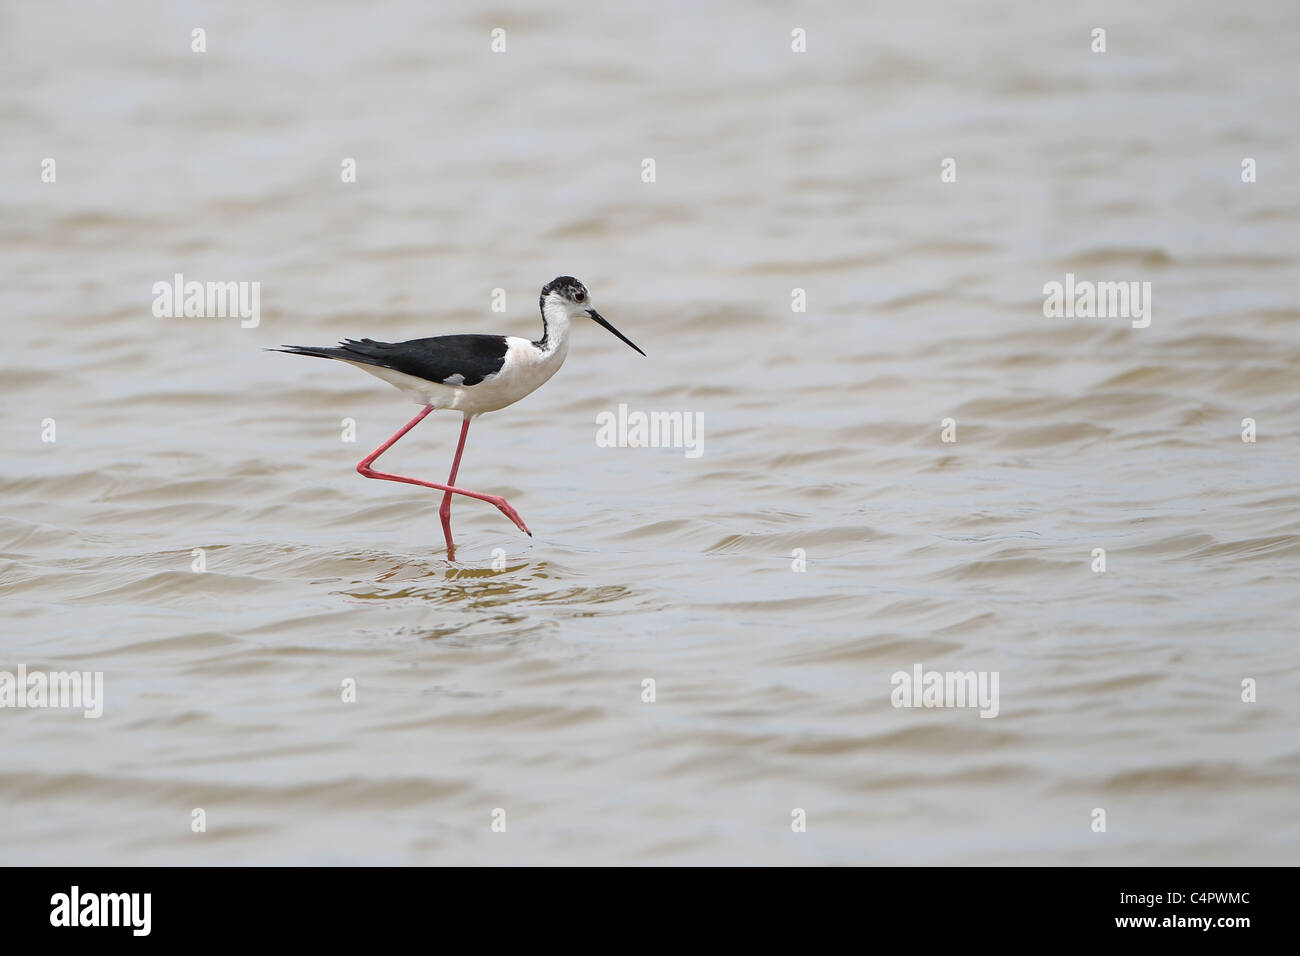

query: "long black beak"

left=588, top=309, right=645, bottom=356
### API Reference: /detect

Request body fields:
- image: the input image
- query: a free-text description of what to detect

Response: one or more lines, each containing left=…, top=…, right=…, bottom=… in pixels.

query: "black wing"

left=272, top=334, right=510, bottom=386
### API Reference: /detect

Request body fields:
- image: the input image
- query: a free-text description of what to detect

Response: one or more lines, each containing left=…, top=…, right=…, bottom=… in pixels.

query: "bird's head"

left=540, top=276, right=644, bottom=355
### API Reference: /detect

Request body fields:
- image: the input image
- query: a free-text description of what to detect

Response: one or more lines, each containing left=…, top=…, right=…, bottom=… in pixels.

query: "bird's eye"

left=574, top=291, right=586, bottom=302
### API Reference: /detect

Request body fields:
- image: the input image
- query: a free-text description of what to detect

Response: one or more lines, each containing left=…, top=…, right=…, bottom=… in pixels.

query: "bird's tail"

left=265, top=345, right=353, bottom=361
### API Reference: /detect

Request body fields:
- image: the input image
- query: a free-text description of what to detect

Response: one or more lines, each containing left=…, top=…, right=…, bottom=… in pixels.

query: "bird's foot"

left=488, top=496, right=531, bottom=536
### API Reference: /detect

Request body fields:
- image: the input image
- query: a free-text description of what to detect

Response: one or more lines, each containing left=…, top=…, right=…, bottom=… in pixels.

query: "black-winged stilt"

left=270, top=277, right=643, bottom=558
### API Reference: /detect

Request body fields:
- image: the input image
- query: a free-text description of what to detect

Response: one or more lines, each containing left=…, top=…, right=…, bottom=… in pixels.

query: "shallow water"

left=2, top=0, right=1299, bottom=864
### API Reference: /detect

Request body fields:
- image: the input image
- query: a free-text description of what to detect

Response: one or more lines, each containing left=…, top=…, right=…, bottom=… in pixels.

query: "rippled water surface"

left=2, top=1, right=1299, bottom=864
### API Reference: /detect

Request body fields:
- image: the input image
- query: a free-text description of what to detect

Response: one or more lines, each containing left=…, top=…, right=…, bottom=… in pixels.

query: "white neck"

left=535, top=300, right=573, bottom=354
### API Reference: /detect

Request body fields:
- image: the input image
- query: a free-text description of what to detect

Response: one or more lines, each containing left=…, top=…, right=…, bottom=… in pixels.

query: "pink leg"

left=438, top=416, right=472, bottom=556
left=356, top=406, right=531, bottom=551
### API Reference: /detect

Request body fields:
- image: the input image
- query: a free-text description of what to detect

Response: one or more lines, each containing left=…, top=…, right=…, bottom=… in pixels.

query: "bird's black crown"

left=540, top=276, right=588, bottom=305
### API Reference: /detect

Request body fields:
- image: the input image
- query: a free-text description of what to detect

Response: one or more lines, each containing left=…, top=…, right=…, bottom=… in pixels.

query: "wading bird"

left=271, top=277, right=643, bottom=559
